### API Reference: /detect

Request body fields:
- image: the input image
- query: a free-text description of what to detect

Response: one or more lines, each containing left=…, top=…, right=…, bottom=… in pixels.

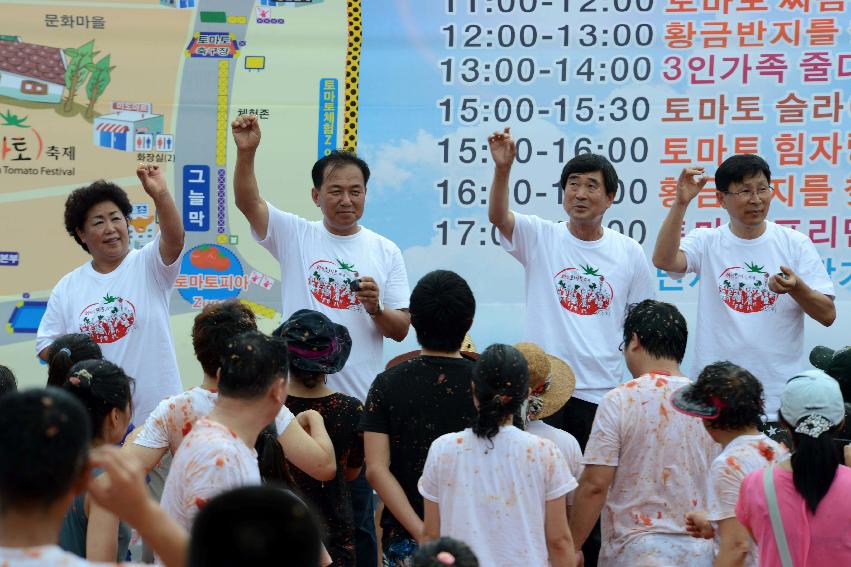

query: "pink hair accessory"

left=68, top=376, right=81, bottom=386
left=436, top=551, right=456, bottom=565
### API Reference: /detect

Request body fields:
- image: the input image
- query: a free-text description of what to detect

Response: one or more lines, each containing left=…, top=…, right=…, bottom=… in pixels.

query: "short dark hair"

left=693, top=362, right=765, bottom=430
left=311, top=150, right=370, bottom=188
left=412, top=537, right=480, bottom=567
left=47, top=333, right=103, bottom=387
left=188, top=486, right=322, bottom=567
left=559, top=153, right=619, bottom=196
left=0, top=388, right=91, bottom=511
left=471, top=344, right=529, bottom=443
left=192, top=300, right=258, bottom=377
left=64, top=360, right=134, bottom=440
left=410, top=270, right=475, bottom=352
left=623, top=300, right=688, bottom=363
left=63, top=180, right=133, bottom=252
left=714, top=154, right=771, bottom=193
left=0, top=365, right=17, bottom=397
left=218, top=332, right=287, bottom=400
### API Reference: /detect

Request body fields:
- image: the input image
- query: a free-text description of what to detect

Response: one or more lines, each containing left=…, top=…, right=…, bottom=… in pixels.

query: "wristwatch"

left=367, top=300, right=383, bottom=319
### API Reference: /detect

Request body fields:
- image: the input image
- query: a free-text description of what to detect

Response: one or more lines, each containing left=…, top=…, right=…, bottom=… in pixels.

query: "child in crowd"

left=276, top=309, right=363, bottom=567
left=411, top=538, right=479, bottom=567
left=419, top=344, right=577, bottom=567
left=46, top=333, right=103, bottom=387
left=675, top=361, right=787, bottom=567
left=59, top=360, right=134, bottom=562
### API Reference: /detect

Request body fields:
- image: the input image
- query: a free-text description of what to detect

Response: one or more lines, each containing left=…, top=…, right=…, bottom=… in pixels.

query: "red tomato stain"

left=456, top=437, right=464, bottom=444
left=182, top=421, right=192, bottom=436
left=194, top=497, right=209, bottom=509
left=757, top=441, right=775, bottom=461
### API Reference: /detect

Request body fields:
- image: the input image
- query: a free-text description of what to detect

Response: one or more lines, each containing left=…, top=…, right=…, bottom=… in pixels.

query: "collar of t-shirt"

left=562, top=223, right=608, bottom=249
left=721, top=221, right=775, bottom=247
left=82, top=249, right=136, bottom=279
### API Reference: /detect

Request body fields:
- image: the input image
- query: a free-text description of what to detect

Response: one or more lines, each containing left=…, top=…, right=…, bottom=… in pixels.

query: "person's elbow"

left=546, top=532, right=573, bottom=555
left=313, top=454, right=337, bottom=482
left=817, top=302, right=836, bottom=327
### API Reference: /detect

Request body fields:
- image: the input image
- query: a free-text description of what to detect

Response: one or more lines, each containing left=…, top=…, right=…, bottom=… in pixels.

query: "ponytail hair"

left=471, top=344, right=529, bottom=444
left=255, top=423, right=296, bottom=488
left=782, top=416, right=842, bottom=513
left=47, top=333, right=102, bottom=387
left=63, top=360, right=133, bottom=440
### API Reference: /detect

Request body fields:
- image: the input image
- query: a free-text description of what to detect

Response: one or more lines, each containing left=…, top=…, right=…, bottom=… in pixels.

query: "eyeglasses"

left=565, top=180, right=602, bottom=194
left=724, top=186, right=773, bottom=200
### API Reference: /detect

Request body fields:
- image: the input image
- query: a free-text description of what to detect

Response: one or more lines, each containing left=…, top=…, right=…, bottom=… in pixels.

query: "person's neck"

left=287, top=379, right=334, bottom=399
left=419, top=348, right=463, bottom=358
left=633, top=358, right=682, bottom=378
left=567, top=220, right=603, bottom=242
left=208, top=397, right=270, bottom=448
left=712, top=426, right=762, bottom=448
left=0, top=504, right=65, bottom=548
left=90, top=251, right=129, bottom=274
left=200, top=374, right=218, bottom=391
left=323, top=219, right=360, bottom=237
left=728, top=219, right=767, bottom=240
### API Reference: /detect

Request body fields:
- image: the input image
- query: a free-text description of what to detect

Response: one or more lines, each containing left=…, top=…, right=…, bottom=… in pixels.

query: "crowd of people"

left=0, top=116, right=848, bottom=567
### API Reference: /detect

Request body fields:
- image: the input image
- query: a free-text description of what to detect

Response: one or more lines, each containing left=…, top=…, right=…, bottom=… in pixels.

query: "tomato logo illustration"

left=554, top=264, right=613, bottom=315
left=79, top=294, right=136, bottom=344
left=307, top=258, right=361, bottom=310
left=718, top=262, right=777, bottom=313
left=189, top=245, right=231, bottom=272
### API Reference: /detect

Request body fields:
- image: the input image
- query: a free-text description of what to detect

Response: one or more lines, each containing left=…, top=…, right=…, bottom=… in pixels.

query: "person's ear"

left=311, top=187, right=321, bottom=207
left=627, top=332, right=641, bottom=352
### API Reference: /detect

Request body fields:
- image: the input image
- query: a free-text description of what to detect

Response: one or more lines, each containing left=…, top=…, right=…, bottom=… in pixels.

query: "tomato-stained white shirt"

left=0, top=545, right=144, bottom=566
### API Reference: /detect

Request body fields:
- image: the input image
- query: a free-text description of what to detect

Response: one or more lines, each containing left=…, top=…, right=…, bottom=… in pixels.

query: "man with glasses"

left=653, top=153, right=835, bottom=440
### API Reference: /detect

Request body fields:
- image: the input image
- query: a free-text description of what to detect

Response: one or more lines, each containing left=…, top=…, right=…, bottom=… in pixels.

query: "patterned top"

left=583, top=373, right=719, bottom=567
left=286, top=393, right=364, bottom=567
left=0, top=545, right=143, bottom=566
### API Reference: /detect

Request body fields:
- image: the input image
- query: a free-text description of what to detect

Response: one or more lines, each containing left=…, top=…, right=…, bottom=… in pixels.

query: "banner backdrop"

left=1, top=0, right=848, bottom=390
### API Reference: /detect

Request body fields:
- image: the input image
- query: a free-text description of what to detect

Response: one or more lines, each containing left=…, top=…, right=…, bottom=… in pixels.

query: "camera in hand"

left=349, top=279, right=362, bottom=292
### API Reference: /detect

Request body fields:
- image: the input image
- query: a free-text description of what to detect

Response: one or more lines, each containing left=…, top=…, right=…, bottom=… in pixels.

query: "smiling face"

left=311, top=163, right=366, bottom=236
left=562, top=170, right=615, bottom=226
left=76, top=201, right=130, bottom=263
left=718, top=171, right=773, bottom=230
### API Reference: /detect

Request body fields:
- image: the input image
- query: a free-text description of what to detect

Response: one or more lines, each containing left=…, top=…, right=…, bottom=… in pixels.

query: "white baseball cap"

left=779, top=369, right=845, bottom=431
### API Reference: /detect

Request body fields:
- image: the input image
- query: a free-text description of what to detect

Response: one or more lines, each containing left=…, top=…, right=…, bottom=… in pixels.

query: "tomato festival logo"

left=78, top=294, right=136, bottom=344
left=176, top=244, right=246, bottom=308
left=307, top=258, right=361, bottom=311
left=1, top=109, right=76, bottom=175
left=718, top=262, right=777, bottom=313
left=554, top=264, right=613, bottom=316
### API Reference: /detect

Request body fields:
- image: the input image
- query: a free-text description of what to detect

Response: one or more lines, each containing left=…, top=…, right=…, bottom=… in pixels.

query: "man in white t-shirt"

left=671, top=361, right=787, bottom=567
left=570, top=300, right=719, bottom=567
left=125, top=299, right=336, bottom=481
left=653, top=154, right=836, bottom=428
left=488, top=128, right=656, bottom=454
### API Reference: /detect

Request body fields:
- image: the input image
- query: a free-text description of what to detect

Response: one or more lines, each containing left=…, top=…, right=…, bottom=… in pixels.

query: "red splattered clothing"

left=0, top=545, right=143, bottom=566
left=583, top=373, right=719, bottom=567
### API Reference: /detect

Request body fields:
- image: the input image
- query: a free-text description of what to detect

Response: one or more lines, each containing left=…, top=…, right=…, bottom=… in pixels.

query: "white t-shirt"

left=526, top=419, right=584, bottom=505
left=418, top=426, right=576, bottom=567
left=583, top=373, right=718, bottom=567
left=676, top=222, right=835, bottom=416
left=160, top=418, right=261, bottom=531
left=254, top=204, right=410, bottom=402
left=706, top=434, right=787, bottom=567
left=36, top=234, right=184, bottom=424
left=0, top=545, right=143, bottom=566
left=133, top=386, right=295, bottom=455
left=501, top=213, right=656, bottom=403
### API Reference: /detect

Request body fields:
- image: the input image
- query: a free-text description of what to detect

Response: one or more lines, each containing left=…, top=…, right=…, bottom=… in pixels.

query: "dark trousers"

left=348, top=468, right=377, bottom=567
left=544, top=396, right=602, bottom=567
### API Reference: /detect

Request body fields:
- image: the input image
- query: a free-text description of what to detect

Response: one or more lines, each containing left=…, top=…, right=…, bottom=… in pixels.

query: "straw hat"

left=514, top=342, right=575, bottom=420
left=385, top=333, right=479, bottom=370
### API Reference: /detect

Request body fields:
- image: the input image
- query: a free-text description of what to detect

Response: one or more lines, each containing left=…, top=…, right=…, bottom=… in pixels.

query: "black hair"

left=188, top=486, right=322, bottom=567
left=412, top=537, right=480, bottom=567
left=0, top=388, right=91, bottom=511
left=410, top=270, right=476, bottom=353
left=47, top=333, right=103, bottom=388
left=63, top=180, right=133, bottom=252
left=192, top=300, right=258, bottom=377
left=311, top=149, right=370, bottom=188
left=471, top=344, right=529, bottom=443
left=218, top=331, right=288, bottom=400
left=288, top=365, right=324, bottom=389
left=623, top=300, right=688, bottom=363
left=63, top=360, right=133, bottom=441
left=255, top=423, right=296, bottom=487
left=0, top=365, right=17, bottom=397
left=714, top=154, right=771, bottom=193
left=559, top=153, right=619, bottom=197
left=693, top=362, right=764, bottom=430
left=780, top=415, right=842, bottom=514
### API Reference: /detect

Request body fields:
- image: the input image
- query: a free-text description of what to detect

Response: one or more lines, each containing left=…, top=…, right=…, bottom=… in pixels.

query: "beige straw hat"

left=514, top=342, right=576, bottom=420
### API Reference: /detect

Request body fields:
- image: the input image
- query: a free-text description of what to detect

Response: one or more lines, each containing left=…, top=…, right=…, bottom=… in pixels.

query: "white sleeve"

left=543, top=439, right=577, bottom=500
left=382, top=244, right=410, bottom=310
left=582, top=391, right=622, bottom=466
left=705, top=456, right=744, bottom=522
left=252, top=201, right=305, bottom=259
left=35, top=280, right=68, bottom=355
left=274, top=404, right=295, bottom=434
left=499, top=212, right=543, bottom=265
left=794, top=234, right=835, bottom=297
left=417, top=439, right=442, bottom=503
left=678, top=228, right=708, bottom=277
left=132, top=397, right=173, bottom=449
left=627, top=244, right=657, bottom=303
left=142, top=232, right=184, bottom=291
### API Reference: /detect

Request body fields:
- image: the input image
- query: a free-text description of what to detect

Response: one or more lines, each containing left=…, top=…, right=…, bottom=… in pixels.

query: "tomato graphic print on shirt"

left=79, top=294, right=137, bottom=344
left=307, top=259, right=362, bottom=310
left=718, top=262, right=777, bottom=313
left=554, top=264, right=614, bottom=315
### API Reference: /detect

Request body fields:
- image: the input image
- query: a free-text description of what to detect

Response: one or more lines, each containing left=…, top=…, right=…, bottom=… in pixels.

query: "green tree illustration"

left=84, top=54, right=115, bottom=119
left=62, top=40, right=98, bottom=112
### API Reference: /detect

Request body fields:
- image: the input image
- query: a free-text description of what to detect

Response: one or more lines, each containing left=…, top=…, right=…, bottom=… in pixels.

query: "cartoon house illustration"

left=0, top=38, right=67, bottom=104
left=160, top=0, right=196, bottom=7
left=92, top=102, right=164, bottom=152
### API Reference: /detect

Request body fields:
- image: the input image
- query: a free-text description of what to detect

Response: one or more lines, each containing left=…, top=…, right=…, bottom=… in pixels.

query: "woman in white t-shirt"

left=36, top=165, right=185, bottom=425
left=419, top=344, right=577, bottom=567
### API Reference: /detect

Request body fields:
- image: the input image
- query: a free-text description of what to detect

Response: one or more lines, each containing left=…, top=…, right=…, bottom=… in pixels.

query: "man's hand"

left=231, top=114, right=262, bottom=152
left=87, top=446, right=154, bottom=527
left=355, top=276, right=381, bottom=316
left=768, top=265, right=798, bottom=294
left=488, top=127, right=516, bottom=171
left=676, top=166, right=707, bottom=206
left=685, top=511, right=715, bottom=539
left=137, top=164, right=169, bottom=200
